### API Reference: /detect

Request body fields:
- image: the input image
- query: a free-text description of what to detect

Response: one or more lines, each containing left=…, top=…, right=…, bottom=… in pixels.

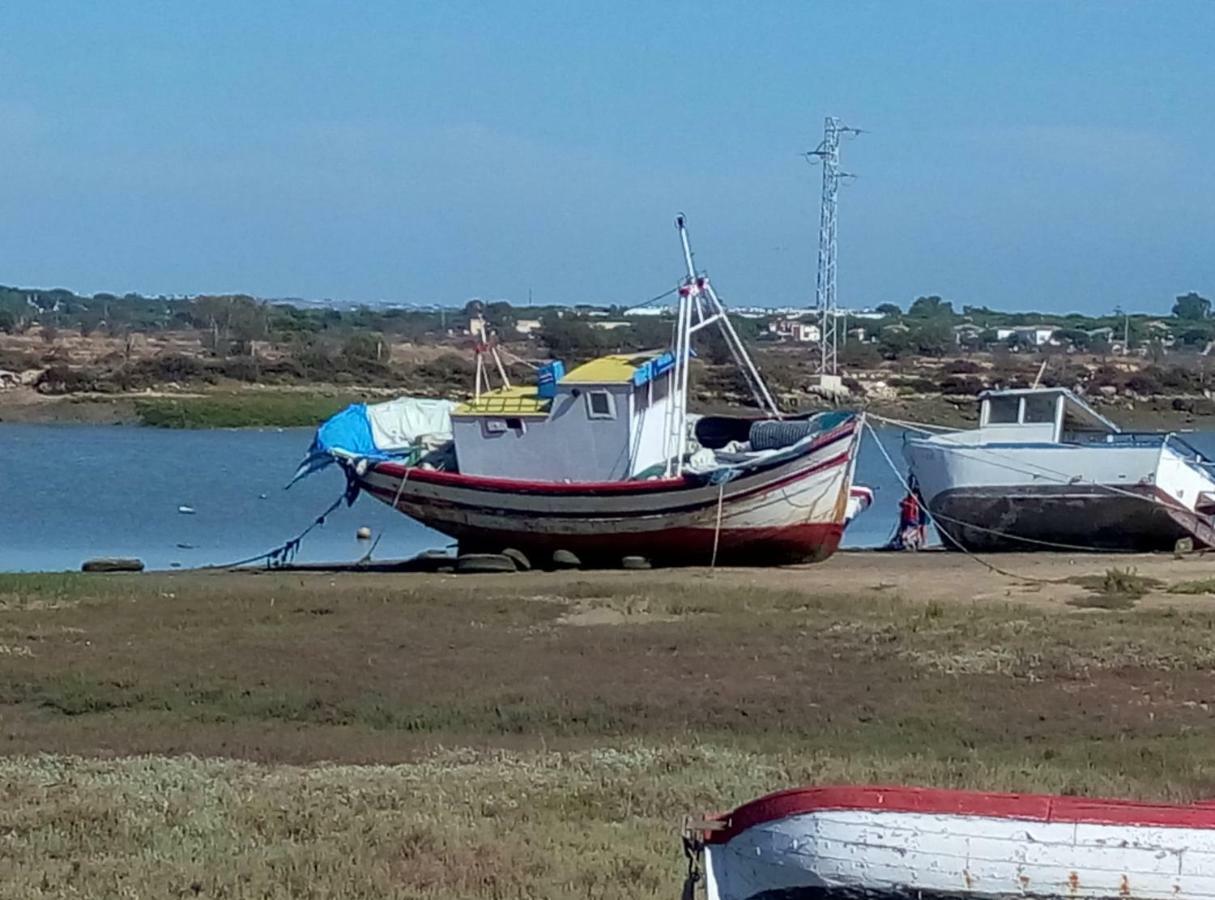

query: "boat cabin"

left=976, top=387, right=1120, bottom=445
left=450, top=351, right=676, bottom=481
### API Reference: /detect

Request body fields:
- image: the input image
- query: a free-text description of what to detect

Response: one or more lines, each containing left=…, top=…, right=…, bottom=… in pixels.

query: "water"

left=0, top=423, right=910, bottom=572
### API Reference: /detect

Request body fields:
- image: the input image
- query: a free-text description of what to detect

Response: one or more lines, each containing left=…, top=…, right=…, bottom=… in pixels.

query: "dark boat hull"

left=929, top=484, right=1191, bottom=552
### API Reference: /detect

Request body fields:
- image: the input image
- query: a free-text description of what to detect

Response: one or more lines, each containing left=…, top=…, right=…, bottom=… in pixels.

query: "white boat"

left=902, top=386, right=1215, bottom=551
left=693, top=784, right=1215, bottom=900
left=296, top=217, right=869, bottom=567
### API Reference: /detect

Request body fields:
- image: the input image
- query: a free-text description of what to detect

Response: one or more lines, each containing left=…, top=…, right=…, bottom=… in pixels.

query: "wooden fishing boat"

left=298, top=217, right=869, bottom=567
left=691, top=784, right=1215, bottom=900
left=349, top=410, right=861, bottom=566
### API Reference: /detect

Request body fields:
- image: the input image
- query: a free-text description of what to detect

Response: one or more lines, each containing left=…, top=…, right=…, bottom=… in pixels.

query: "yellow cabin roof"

left=562, top=352, right=664, bottom=385
left=454, top=386, right=552, bottom=417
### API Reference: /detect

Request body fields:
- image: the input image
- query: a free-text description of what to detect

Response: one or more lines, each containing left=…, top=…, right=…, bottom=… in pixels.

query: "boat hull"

left=702, top=785, right=1215, bottom=900
left=929, top=483, right=1192, bottom=552
left=903, top=435, right=1215, bottom=553
left=352, top=418, right=861, bottom=566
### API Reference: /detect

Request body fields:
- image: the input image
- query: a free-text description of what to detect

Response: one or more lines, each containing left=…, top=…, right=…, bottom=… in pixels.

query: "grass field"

left=3, top=563, right=1215, bottom=898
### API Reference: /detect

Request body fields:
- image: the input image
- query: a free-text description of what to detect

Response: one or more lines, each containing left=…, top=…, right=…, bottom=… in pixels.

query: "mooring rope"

left=202, top=490, right=351, bottom=570
left=709, top=480, right=726, bottom=570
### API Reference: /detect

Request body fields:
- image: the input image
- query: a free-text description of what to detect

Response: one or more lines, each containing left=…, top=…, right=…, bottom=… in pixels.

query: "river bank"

left=2, top=557, right=1215, bottom=897
left=5, top=381, right=1215, bottom=431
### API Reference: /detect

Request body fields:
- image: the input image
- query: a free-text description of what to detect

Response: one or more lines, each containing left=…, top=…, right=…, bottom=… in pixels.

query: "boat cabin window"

left=986, top=395, right=1020, bottom=424
left=587, top=390, right=616, bottom=419
left=1022, top=394, right=1057, bottom=424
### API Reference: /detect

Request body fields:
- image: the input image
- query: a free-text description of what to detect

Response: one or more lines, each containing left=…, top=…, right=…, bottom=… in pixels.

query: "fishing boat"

left=294, top=217, right=867, bottom=567
left=901, top=386, right=1215, bottom=552
left=690, top=783, right=1215, bottom=900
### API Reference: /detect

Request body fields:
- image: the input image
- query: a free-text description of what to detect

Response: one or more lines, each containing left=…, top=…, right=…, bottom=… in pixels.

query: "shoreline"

left=5, top=384, right=1215, bottom=432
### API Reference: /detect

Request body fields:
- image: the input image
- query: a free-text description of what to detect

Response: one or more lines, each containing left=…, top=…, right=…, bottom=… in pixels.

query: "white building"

left=514, top=318, right=542, bottom=336
left=995, top=326, right=1056, bottom=346
left=769, top=318, right=821, bottom=343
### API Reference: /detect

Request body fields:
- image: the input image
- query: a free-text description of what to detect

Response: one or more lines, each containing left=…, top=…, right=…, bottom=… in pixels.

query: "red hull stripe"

left=705, top=785, right=1215, bottom=844
left=360, top=451, right=851, bottom=519
left=368, top=420, right=856, bottom=497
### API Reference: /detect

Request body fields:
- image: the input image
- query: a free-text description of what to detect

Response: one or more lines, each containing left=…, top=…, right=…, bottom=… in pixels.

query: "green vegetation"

left=132, top=392, right=364, bottom=428
left=3, top=566, right=1215, bottom=897
left=1067, top=566, right=1164, bottom=608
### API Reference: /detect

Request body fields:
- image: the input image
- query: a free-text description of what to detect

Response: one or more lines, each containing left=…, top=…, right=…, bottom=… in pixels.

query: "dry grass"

left=4, top=568, right=1215, bottom=897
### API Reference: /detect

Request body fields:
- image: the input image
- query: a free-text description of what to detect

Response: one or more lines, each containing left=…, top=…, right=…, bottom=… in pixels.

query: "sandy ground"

left=724, top=548, right=1215, bottom=609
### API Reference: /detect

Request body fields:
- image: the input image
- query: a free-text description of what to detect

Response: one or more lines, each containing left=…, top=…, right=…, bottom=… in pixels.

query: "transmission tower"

left=806, top=116, right=860, bottom=376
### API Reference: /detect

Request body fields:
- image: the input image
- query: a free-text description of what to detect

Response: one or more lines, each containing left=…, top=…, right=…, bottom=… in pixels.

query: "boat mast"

left=666, top=217, right=782, bottom=477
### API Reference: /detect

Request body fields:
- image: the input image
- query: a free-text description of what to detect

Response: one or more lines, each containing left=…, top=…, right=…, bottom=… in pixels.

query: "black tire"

left=82, top=558, right=145, bottom=573
left=455, top=553, right=517, bottom=574
left=551, top=549, right=581, bottom=570
left=501, top=548, right=532, bottom=572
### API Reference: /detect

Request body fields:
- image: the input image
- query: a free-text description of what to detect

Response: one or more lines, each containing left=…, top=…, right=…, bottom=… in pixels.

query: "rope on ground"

left=861, top=420, right=1067, bottom=585
left=709, top=480, right=726, bottom=570
left=203, top=491, right=350, bottom=570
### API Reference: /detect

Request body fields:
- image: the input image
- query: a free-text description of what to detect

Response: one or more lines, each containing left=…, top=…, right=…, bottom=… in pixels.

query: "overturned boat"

left=692, top=783, right=1215, bottom=900
left=295, top=218, right=866, bottom=566
left=903, top=386, right=1215, bottom=552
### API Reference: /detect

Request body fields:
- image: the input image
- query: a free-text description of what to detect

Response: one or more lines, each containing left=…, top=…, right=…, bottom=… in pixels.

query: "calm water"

left=0, top=423, right=911, bottom=572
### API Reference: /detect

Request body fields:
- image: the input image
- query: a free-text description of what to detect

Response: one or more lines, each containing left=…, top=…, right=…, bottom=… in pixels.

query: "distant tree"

left=40, top=323, right=58, bottom=344
left=907, top=295, right=955, bottom=319
left=910, top=321, right=953, bottom=357
left=0, top=309, right=14, bottom=334
left=540, top=312, right=601, bottom=362
left=1005, top=332, right=1036, bottom=352
left=1173, top=291, right=1211, bottom=321
left=877, top=328, right=913, bottom=359
left=484, top=301, right=515, bottom=333
left=1054, top=328, right=1091, bottom=350
left=875, top=302, right=901, bottom=316
left=1178, top=325, right=1215, bottom=347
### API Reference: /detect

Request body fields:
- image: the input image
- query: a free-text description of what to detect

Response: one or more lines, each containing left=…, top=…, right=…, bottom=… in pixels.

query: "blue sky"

left=0, top=1, right=1211, bottom=313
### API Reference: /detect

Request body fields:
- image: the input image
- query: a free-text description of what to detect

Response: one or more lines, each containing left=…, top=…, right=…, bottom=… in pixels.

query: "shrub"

left=35, top=365, right=97, bottom=394
left=940, top=375, right=985, bottom=395
left=943, top=359, right=982, bottom=375
left=1124, top=372, right=1162, bottom=396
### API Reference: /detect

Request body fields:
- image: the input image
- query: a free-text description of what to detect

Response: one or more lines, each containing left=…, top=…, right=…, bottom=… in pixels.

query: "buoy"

left=356, top=526, right=372, bottom=540
left=177, top=505, right=196, bottom=515
left=621, top=555, right=652, bottom=570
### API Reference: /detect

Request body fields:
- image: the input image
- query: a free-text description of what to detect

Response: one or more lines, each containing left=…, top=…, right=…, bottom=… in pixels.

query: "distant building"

left=995, top=326, right=1056, bottom=346
left=769, top=318, right=821, bottom=343
left=515, top=318, right=543, bottom=336
left=589, top=320, right=631, bottom=331
left=953, top=323, right=984, bottom=344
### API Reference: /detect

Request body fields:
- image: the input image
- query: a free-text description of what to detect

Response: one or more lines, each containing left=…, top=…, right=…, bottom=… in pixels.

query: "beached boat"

left=693, top=784, right=1215, bottom=900
left=295, top=217, right=867, bottom=566
left=902, top=386, right=1215, bottom=551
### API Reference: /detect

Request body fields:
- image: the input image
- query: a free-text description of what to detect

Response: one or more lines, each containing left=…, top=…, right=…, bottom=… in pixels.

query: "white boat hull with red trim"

left=351, top=415, right=862, bottom=566
left=700, top=785, right=1215, bottom=900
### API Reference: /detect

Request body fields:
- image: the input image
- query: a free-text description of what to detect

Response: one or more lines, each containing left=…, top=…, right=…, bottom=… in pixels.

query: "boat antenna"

left=665, top=216, right=782, bottom=477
